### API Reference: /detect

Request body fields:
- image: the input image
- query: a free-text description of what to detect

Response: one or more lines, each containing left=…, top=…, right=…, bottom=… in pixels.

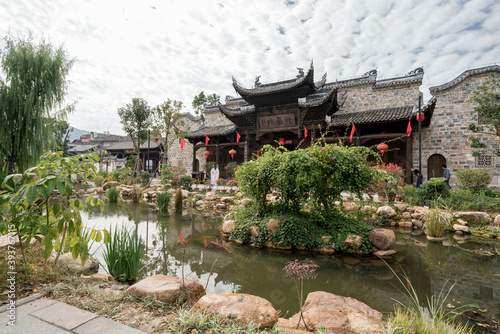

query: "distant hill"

left=67, top=127, right=89, bottom=142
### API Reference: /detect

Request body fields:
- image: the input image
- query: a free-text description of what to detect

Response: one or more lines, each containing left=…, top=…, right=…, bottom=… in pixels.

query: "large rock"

left=453, top=224, right=469, bottom=233
left=494, top=215, right=500, bottom=225
left=222, top=220, right=236, bottom=234
left=376, top=206, right=396, bottom=218
left=454, top=211, right=492, bottom=224
left=344, top=235, right=363, bottom=250
left=220, top=196, right=235, bottom=204
left=393, top=204, right=408, bottom=212
left=193, top=293, right=278, bottom=329
left=126, top=275, right=205, bottom=304
left=288, top=291, right=382, bottom=333
left=368, top=229, right=395, bottom=251
left=103, top=181, right=120, bottom=190
left=240, top=198, right=253, bottom=206
left=266, top=219, right=281, bottom=233
left=55, top=253, right=99, bottom=274
left=411, top=207, right=430, bottom=220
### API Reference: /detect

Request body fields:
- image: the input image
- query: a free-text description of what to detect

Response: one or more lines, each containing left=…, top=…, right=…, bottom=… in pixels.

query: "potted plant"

left=424, top=208, right=450, bottom=241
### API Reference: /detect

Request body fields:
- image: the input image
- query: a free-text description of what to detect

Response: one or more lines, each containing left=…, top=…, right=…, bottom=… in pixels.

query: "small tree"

left=151, top=99, right=189, bottom=165
left=468, top=73, right=500, bottom=157
left=192, top=91, right=219, bottom=124
left=117, top=98, right=151, bottom=177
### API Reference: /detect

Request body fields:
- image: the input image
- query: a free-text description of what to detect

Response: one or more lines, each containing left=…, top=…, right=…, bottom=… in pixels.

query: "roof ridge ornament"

left=296, top=67, right=304, bottom=78
left=363, top=69, right=377, bottom=78
left=254, top=75, right=261, bottom=88
left=407, top=67, right=424, bottom=76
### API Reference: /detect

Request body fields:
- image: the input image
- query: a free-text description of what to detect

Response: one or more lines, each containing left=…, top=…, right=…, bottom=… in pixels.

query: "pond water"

left=84, top=201, right=500, bottom=332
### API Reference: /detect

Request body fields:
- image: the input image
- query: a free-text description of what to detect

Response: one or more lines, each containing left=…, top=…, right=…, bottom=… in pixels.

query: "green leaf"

left=27, top=186, right=38, bottom=204
left=103, top=230, right=111, bottom=244
left=69, top=237, right=78, bottom=247
left=56, top=179, right=67, bottom=196
left=48, top=227, right=58, bottom=239
left=55, top=237, right=61, bottom=252
left=72, top=243, right=80, bottom=259
left=90, top=230, right=97, bottom=240
left=95, top=231, right=102, bottom=243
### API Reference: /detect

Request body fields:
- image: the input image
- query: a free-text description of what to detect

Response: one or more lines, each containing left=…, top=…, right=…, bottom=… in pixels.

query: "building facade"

left=167, top=64, right=499, bottom=187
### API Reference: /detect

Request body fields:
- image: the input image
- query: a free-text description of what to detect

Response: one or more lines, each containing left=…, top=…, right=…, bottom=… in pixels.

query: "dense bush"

left=179, top=175, right=193, bottom=189
left=455, top=169, right=492, bottom=192
left=140, top=171, right=150, bottom=186
left=236, top=142, right=376, bottom=215
left=404, top=178, right=450, bottom=206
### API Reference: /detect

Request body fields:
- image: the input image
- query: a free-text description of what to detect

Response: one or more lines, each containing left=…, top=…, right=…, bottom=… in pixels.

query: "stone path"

left=0, top=294, right=145, bottom=334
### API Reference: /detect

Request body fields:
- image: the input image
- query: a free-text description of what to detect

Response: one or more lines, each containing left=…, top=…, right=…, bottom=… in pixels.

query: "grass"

left=175, top=187, right=183, bottom=213
left=424, top=208, right=450, bottom=238
left=384, top=262, right=476, bottom=334
left=102, top=227, right=142, bottom=283
left=168, top=307, right=287, bottom=334
left=107, top=186, right=119, bottom=202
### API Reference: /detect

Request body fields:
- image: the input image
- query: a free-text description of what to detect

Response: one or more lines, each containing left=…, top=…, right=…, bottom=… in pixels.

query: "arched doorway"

left=427, top=154, right=446, bottom=179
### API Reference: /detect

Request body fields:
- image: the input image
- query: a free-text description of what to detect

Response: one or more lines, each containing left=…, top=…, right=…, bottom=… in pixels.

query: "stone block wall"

left=414, top=70, right=500, bottom=187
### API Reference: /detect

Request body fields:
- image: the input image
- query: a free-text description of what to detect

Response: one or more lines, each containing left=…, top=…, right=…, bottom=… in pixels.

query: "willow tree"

left=0, top=34, right=74, bottom=173
left=151, top=99, right=189, bottom=165
left=117, top=97, right=151, bottom=177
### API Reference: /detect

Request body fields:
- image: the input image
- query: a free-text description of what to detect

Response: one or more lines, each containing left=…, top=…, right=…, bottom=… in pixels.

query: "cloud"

left=0, top=0, right=499, bottom=134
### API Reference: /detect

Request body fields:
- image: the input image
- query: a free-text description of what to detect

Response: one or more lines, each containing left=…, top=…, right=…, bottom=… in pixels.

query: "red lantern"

left=278, top=138, right=285, bottom=145
left=203, top=150, right=211, bottom=158
left=381, top=130, right=388, bottom=134
left=377, top=143, right=388, bottom=156
left=154, top=137, right=159, bottom=142
left=416, top=112, right=424, bottom=122
left=229, top=149, right=237, bottom=159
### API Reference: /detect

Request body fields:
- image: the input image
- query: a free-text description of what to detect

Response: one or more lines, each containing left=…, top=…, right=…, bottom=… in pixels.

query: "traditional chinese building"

left=169, top=63, right=499, bottom=187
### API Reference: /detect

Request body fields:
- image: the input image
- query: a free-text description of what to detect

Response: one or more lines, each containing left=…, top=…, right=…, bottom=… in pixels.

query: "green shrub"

left=435, top=189, right=500, bottom=212
left=103, top=227, right=141, bottom=283
left=140, top=171, right=150, bottom=186
left=175, top=188, right=183, bottom=213
left=455, top=169, right=492, bottom=192
left=419, top=178, right=450, bottom=203
left=107, top=186, right=120, bottom=202
left=94, top=175, right=104, bottom=187
left=157, top=191, right=171, bottom=212
left=179, top=175, right=193, bottom=189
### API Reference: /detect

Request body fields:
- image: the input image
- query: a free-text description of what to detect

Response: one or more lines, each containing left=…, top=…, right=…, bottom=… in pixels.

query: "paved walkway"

left=0, top=294, right=145, bottom=334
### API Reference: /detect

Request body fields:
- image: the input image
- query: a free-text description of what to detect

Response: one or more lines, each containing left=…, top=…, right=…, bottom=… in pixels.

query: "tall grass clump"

left=175, top=188, right=183, bottom=213
left=384, top=264, right=475, bottom=334
left=103, top=227, right=142, bottom=283
left=157, top=191, right=172, bottom=213
left=424, top=208, right=451, bottom=238
left=131, top=185, right=142, bottom=202
left=107, top=186, right=120, bottom=202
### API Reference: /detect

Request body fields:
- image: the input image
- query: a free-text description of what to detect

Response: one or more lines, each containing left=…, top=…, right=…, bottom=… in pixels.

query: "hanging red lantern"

left=203, top=150, right=211, bottom=158
left=278, top=138, right=285, bottom=145
left=377, top=143, right=388, bottom=156
left=229, top=149, right=237, bottom=159
left=154, top=137, right=159, bottom=142
left=416, top=112, right=424, bottom=122
left=256, top=150, right=260, bottom=157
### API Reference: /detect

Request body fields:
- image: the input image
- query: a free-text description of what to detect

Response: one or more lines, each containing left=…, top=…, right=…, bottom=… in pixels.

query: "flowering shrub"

left=161, top=164, right=187, bottom=185
left=370, top=163, right=405, bottom=197
left=226, top=179, right=238, bottom=187
left=203, top=162, right=216, bottom=176
left=216, top=178, right=226, bottom=186
left=224, top=161, right=238, bottom=178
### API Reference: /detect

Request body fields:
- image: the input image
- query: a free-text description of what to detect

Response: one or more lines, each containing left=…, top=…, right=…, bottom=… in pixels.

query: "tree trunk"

left=7, top=155, right=17, bottom=174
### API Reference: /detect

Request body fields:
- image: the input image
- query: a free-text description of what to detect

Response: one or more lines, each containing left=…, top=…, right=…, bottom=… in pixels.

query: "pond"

left=84, top=201, right=500, bottom=332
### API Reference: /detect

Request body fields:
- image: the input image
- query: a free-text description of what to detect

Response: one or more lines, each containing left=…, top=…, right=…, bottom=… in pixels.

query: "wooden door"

left=427, top=154, right=446, bottom=179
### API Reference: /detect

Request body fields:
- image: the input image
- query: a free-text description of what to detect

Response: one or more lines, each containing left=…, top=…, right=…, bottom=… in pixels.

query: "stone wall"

left=415, top=69, right=500, bottom=187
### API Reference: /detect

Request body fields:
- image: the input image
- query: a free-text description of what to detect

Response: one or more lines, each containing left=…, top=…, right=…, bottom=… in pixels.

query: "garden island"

left=1, top=35, right=500, bottom=334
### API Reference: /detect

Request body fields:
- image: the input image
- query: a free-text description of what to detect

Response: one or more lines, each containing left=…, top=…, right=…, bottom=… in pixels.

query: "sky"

left=1, top=0, right=499, bottom=136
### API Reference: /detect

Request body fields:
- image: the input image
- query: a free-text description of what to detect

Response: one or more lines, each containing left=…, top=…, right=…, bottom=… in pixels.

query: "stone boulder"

left=398, top=221, right=413, bottom=228
left=360, top=205, right=375, bottom=213
left=344, top=235, right=363, bottom=250
left=193, top=293, right=278, bottom=329
left=126, top=275, right=205, bottom=304
left=393, top=203, right=408, bottom=212
left=402, top=212, right=412, bottom=219
left=204, top=192, right=219, bottom=202
left=373, top=250, right=396, bottom=257
left=288, top=291, right=383, bottom=333
left=240, top=198, right=253, bottom=206
left=411, top=207, right=430, bottom=220
left=220, top=196, right=235, bottom=204
left=453, top=224, right=469, bottom=233
left=222, top=220, right=236, bottom=234
left=368, top=229, right=395, bottom=251
left=494, top=215, right=500, bottom=225
left=55, top=253, right=99, bottom=274
left=266, top=219, right=281, bottom=233
left=376, top=206, right=396, bottom=219
left=103, top=181, right=120, bottom=190
left=454, top=211, right=492, bottom=224
left=250, top=226, right=260, bottom=236
left=215, top=203, right=227, bottom=211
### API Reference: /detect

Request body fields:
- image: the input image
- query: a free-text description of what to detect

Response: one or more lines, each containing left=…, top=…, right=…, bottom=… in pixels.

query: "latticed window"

left=475, top=155, right=493, bottom=167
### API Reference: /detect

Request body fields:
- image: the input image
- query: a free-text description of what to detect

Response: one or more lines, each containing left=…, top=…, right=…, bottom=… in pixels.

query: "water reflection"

left=83, top=202, right=499, bottom=330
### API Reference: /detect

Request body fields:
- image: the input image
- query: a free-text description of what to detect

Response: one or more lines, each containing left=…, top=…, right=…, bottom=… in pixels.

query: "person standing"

left=442, top=164, right=451, bottom=188
left=411, top=168, right=423, bottom=188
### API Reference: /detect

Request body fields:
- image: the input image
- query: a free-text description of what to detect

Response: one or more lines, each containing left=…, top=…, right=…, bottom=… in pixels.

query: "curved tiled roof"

left=186, top=124, right=237, bottom=139
left=329, top=106, right=414, bottom=126
left=429, top=65, right=500, bottom=95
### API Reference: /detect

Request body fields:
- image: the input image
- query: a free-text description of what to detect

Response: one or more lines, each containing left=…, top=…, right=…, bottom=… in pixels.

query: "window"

left=475, top=155, right=493, bottom=167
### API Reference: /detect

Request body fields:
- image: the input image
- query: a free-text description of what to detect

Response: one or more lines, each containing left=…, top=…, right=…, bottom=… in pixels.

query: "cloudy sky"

left=1, top=0, right=499, bottom=135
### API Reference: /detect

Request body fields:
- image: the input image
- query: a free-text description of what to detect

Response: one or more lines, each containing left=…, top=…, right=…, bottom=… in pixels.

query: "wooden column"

left=310, top=126, right=316, bottom=147
left=216, top=142, right=220, bottom=166
left=192, top=144, right=198, bottom=174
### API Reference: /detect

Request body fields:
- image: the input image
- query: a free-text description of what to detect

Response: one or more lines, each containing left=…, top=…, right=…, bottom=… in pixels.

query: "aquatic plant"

left=131, top=185, right=142, bottom=202
left=107, top=186, right=120, bottom=202
left=283, top=258, right=319, bottom=330
left=424, top=208, right=450, bottom=238
left=103, top=227, right=141, bottom=283
left=157, top=191, right=171, bottom=213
